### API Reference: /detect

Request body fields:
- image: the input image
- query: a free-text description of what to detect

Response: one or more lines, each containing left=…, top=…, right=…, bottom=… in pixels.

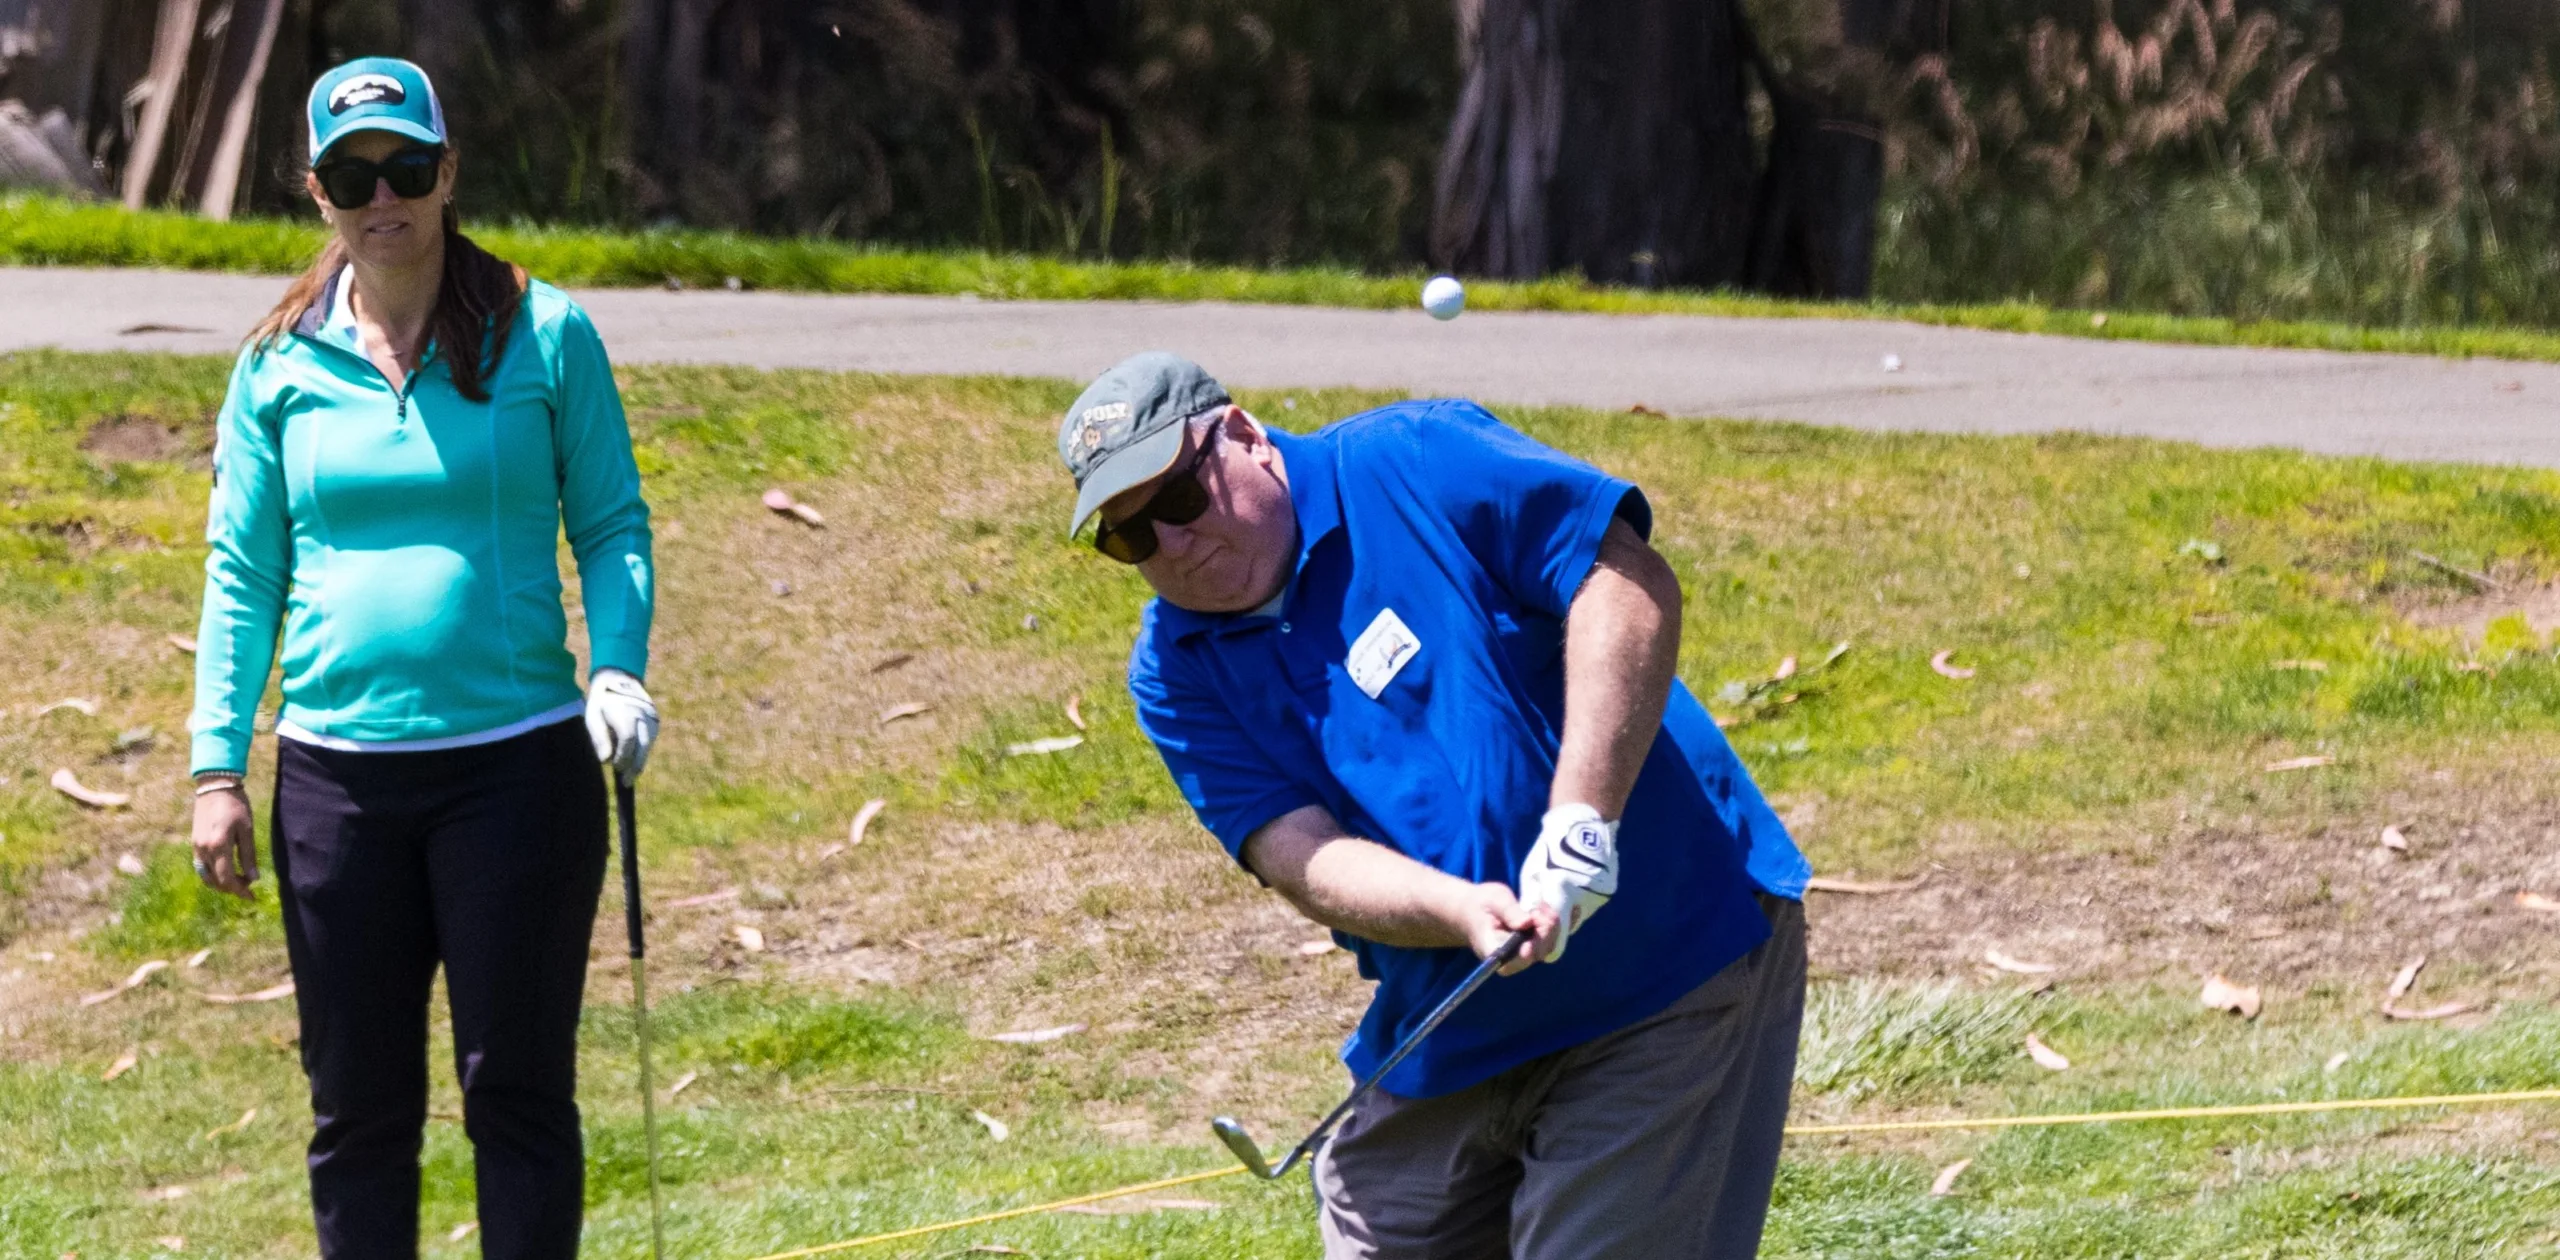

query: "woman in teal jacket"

left=186, top=58, right=655, bottom=1259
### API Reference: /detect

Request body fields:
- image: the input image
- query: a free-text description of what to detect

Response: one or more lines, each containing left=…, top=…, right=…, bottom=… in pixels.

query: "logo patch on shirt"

left=1345, top=607, right=1420, bottom=700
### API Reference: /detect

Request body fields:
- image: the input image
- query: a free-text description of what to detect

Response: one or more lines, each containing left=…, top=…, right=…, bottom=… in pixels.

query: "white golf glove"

left=585, top=667, right=659, bottom=778
left=1519, top=803, right=1619, bottom=964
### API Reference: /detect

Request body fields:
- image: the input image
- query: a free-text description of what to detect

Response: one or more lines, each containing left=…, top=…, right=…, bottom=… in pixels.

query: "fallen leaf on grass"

left=665, top=886, right=740, bottom=909
left=137, top=1184, right=189, bottom=1202
left=2200, top=974, right=2263, bottom=1019
left=2325, top=1052, right=2351, bottom=1074
left=154, top=1237, right=184, bottom=1252
left=1772, top=656, right=1797, bottom=683
left=849, top=799, right=887, bottom=847
left=1298, top=939, right=1339, bottom=956
left=1065, top=693, right=1087, bottom=731
left=814, top=843, right=846, bottom=861
left=2377, top=955, right=2474, bottom=1020
left=203, top=1108, right=257, bottom=1140
left=732, top=925, right=766, bottom=953
left=666, top=1071, right=697, bottom=1099
left=2025, top=1033, right=2071, bottom=1072
left=1984, top=947, right=2056, bottom=975
left=199, top=981, right=295, bottom=1004
left=103, top=1050, right=139, bottom=1082
left=1805, top=875, right=1927, bottom=895
left=2516, top=891, right=2560, bottom=915
left=972, top=1109, right=1011, bottom=1142
left=986, top=1023, right=1085, bottom=1045
left=167, top=634, right=196, bottom=654
left=1929, top=1158, right=1973, bottom=1197
left=447, top=1223, right=477, bottom=1243
left=2385, top=1000, right=2478, bottom=1022
left=185, top=948, right=212, bottom=969
left=2262, top=755, right=2334, bottom=773
left=2270, top=659, right=2329, bottom=672
left=760, top=488, right=825, bottom=528
left=2381, top=825, right=2410, bottom=853
left=80, top=960, right=170, bottom=1006
left=35, top=698, right=98, bottom=718
left=869, top=653, right=914, bottom=674
left=116, top=853, right=146, bottom=876
left=51, top=769, right=130, bottom=809
left=1057, top=1197, right=1222, bottom=1216
left=2385, top=957, right=2426, bottom=1003
left=1929, top=650, right=1975, bottom=680
left=1006, top=736, right=1084, bottom=756
left=879, top=702, right=932, bottom=724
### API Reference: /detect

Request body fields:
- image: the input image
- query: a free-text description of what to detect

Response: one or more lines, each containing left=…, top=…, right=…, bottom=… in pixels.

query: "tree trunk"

left=1741, top=0, right=1894, bottom=298
left=184, top=0, right=287, bottom=218
left=0, top=0, right=112, bottom=123
left=1435, top=0, right=1760, bottom=288
left=119, top=0, right=201, bottom=209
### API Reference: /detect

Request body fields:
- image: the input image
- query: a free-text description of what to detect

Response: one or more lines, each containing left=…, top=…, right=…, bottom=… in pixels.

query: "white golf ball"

left=1421, top=275, right=1466, bottom=320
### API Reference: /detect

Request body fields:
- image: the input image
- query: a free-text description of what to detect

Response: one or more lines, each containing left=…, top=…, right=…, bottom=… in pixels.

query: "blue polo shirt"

left=1129, top=400, right=1809, bottom=1099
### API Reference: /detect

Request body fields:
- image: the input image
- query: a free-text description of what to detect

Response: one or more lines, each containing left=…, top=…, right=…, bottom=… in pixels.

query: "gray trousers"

left=1315, top=895, right=1807, bottom=1260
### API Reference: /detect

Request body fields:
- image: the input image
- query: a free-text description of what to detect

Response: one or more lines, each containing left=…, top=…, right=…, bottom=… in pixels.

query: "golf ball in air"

left=1421, top=275, right=1466, bottom=320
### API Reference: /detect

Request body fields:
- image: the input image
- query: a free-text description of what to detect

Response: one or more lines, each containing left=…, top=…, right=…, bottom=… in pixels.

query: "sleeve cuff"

left=590, top=637, right=649, bottom=681
left=190, top=731, right=251, bottom=778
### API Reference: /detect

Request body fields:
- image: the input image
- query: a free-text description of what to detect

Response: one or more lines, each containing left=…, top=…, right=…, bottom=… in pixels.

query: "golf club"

left=1213, top=927, right=1532, bottom=1180
left=616, top=772, right=669, bottom=1260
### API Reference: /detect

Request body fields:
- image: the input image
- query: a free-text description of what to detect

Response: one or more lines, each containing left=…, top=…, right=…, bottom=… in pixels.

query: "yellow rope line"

left=740, top=1088, right=2560, bottom=1258
left=744, top=1166, right=1247, bottom=1260
left=1785, top=1087, right=2560, bottom=1137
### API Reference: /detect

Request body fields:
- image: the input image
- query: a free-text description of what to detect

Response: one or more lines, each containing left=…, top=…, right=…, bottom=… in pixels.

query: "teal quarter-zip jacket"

left=188, top=271, right=654, bottom=775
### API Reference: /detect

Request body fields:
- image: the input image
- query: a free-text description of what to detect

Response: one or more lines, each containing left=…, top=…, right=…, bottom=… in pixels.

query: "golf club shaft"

left=1299, top=928, right=1532, bottom=1156
left=617, top=774, right=669, bottom=1260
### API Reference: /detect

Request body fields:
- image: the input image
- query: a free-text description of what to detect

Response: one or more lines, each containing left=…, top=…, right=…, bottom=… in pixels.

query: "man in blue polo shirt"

left=1060, top=352, right=1811, bottom=1258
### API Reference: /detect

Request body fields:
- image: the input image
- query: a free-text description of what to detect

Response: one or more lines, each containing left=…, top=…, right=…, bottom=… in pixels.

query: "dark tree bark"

left=180, top=0, right=289, bottom=218
left=1434, top=0, right=1759, bottom=288
left=120, top=0, right=203, bottom=208
left=0, top=0, right=112, bottom=122
left=1437, top=0, right=1897, bottom=297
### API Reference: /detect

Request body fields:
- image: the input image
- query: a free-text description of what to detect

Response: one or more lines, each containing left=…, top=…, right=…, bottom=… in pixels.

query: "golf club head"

left=1211, top=1116, right=1278, bottom=1178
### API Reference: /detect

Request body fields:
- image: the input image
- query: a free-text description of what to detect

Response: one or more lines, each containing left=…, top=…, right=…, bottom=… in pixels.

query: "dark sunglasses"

left=313, top=144, right=445, bottom=210
left=1093, top=427, right=1220, bottom=565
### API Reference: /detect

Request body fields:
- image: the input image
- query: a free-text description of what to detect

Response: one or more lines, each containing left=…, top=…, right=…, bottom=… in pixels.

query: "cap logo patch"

left=328, top=74, right=406, bottom=114
left=1079, top=401, right=1130, bottom=429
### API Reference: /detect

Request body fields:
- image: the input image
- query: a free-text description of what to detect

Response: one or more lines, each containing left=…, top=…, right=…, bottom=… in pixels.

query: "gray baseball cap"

left=1058, top=352, right=1231, bottom=536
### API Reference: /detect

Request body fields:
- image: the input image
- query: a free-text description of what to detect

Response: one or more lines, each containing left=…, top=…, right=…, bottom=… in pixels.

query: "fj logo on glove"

left=1558, top=822, right=1611, bottom=871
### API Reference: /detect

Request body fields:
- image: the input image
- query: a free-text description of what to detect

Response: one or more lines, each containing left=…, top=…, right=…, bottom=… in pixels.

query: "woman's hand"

left=191, top=784, right=260, bottom=899
left=584, top=667, right=659, bottom=778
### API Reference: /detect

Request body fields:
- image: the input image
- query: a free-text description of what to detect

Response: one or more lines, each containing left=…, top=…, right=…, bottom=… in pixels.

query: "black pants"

left=272, top=718, right=608, bottom=1260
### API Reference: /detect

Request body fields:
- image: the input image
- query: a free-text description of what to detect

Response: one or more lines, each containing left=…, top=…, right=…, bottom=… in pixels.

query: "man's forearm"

left=1552, top=518, right=1683, bottom=816
left=1247, top=810, right=1478, bottom=948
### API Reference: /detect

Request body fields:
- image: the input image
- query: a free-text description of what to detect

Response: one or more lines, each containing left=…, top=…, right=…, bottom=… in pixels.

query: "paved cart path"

left=6, top=265, right=2555, bottom=468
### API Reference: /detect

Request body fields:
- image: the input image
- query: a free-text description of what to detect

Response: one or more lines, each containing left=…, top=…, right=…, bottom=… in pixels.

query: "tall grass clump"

left=1796, top=980, right=2036, bottom=1102
left=1872, top=0, right=2560, bottom=327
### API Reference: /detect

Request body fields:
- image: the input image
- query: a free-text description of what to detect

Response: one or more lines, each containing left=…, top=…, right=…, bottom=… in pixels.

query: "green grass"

left=6, top=348, right=2560, bottom=1255
left=20, top=192, right=2560, bottom=364
left=9, top=976, right=2560, bottom=1257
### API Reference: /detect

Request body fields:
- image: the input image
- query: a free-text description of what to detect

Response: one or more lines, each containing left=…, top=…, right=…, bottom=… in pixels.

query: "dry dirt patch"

left=1810, top=773, right=2560, bottom=1001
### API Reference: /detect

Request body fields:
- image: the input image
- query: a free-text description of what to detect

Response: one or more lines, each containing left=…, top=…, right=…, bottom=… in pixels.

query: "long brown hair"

left=247, top=199, right=530, bottom=403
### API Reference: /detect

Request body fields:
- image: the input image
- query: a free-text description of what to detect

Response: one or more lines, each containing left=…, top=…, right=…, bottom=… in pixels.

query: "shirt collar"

left=1151, top=424, right=1341, bottom=644
left=292, top=265, right=365, bottom=351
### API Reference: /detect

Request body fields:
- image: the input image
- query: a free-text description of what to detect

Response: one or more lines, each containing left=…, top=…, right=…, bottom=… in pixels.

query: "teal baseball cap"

left=1059, top=352, right=1232, bottom=536
left=306, top=57, right=446, bottom=162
